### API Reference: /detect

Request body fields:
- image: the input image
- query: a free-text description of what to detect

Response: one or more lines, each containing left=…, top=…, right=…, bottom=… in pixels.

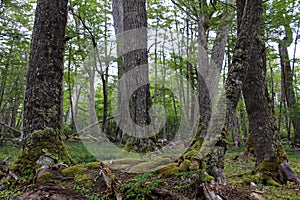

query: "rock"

left=250, top=182, right=257, bottom=188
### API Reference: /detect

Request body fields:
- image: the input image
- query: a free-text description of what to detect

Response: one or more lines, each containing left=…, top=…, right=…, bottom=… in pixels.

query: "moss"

left=75, top=173, right=93, bottom=184
left=112, top=164, right=130, bottom=170
left=189, top=160, right=200, bottom=170
left=189, top=125, right=204, bottom=150
left=265, top=177, right=281, bottom=187
left=246, top=135, right=255, bottom=155
left=156, top=163, right=181, bottom=177
left=256, top=147, right=287, bottom=173
left=130, top=158, right=171, bottom=173
left=86, top=162, right=100, bottom=169
left=36, top=172, right=53, bottom=183
left=200, top=171, right=215, bottom=182
left=179, top=160, right=190, bottom=171
left=183, top=150, right=201, bottom=160
left=242, top=173, right=261, bottom=184
left=84, top=180, right=93, bottom=188
left=62, top=165, right=87, bottom=177
left=10, top=127, right=75, bottom=179
left=112, top=158, right=143, bottom=165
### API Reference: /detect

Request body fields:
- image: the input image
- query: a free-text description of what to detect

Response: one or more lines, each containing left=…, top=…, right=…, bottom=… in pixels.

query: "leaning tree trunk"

left=13, top=0, right=73, bottom=178
left=236, top=0, right=300, bottom=185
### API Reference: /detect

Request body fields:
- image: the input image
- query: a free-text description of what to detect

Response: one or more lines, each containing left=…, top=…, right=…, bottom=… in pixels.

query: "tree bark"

left=23, top=0, right=68, bottom=139
left=113, top=0, right=155, bottom=152
left=278, top=38, right=300, bottom=144
left=232, top=0, right=300, bottom=184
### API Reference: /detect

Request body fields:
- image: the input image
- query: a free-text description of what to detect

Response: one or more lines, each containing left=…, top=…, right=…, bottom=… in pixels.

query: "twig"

left=77, top=114, right=120, bottom=134
left=0, top=121, right=22, bottom=135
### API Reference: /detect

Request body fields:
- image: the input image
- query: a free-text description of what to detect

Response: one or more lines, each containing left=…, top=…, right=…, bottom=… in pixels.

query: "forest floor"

left=0, top=140, right=300, bottom=200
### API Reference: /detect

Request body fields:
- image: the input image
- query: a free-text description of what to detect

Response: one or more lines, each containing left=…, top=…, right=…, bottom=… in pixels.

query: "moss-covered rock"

left=62, top=165, right=87, bottom=177
left=130, top=157, right=171, bottom=173
left=10, top=128, right=75, bottom=179
left=86, top=162, right=100, bottom=169
left=36, top=172, right=54, bottom=184
left=156, top=163, right=181, bottom=177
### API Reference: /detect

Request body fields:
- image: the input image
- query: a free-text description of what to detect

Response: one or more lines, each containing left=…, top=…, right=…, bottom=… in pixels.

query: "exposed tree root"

left=280, top=160, right=300, bottom=184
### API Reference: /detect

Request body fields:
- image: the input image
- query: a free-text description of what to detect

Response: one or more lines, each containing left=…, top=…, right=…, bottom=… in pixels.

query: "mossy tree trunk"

left=16, top=0, right=74, bottom=177
left=23, top=0, right=68, bottom=139
left=229, top=0, right=300, bottom=185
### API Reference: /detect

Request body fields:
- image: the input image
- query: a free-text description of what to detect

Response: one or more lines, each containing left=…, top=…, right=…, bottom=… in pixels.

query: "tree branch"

left=0, top=120, right=22, bottom=135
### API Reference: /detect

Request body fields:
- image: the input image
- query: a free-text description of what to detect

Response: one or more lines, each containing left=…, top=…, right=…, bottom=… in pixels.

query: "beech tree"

left=226, top=0, right=300, bottom=184
left=12, top=0, right=73, bottom=176
left=112, top=0, right=155, bottom=151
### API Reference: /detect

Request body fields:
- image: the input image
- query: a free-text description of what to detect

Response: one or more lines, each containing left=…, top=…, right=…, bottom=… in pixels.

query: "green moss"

left=189, top=160, right=200, bottom=170
left=84, top=180, right=93, bottom=188
left=11, top=127, right=75, bottom=179
left=183, top=150, right=201, bottom=160
left=242, top=173, right=261, bottom=184
left=130, top=158, right=171, bottom=173
left=262, top=173, right=281, bottom=187
left=62, top=165, right=87, bottom=177
left=112, top=164, right=130, bottom=170
left=86, top=162, right=100, bottom=169
left=112, top=158, right=143, bottom=165
left=256, top=147, right=287, bottom=173
left=179, top=160, right=191, bottom=171
left=36, top=172, right=53, bottom=183
left=156, top=163, right=180, bottom=177
left=200, top=171, right=215, bottom=182
left=246, top=135, right=255, bottom=155
left=75, top=173, right=93, bottom=185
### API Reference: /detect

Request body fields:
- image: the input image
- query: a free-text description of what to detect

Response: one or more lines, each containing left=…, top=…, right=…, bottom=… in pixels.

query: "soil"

left=9, top=165, right=254, bottom=200
left=12, top=184, right=89, bottom=200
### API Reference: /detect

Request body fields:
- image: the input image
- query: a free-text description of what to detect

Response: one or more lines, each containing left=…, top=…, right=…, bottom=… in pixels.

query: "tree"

left=226, top=0, right=300, bottom=184
left=12, top=0, right=73, bottom=177
left=112, top=0, right=155, bottom=151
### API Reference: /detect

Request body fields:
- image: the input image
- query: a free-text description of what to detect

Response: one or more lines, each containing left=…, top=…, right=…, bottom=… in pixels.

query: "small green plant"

left=120, top=172, right=160, bottom=200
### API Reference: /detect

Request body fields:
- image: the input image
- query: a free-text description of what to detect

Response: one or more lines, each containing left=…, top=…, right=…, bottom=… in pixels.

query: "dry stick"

left=0, top=120, right=22, bottom=135
left=76, top=114, right=120, bottom=135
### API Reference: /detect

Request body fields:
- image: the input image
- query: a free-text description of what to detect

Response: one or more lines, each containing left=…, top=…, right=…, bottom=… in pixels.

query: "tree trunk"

left=113, top=0, right=155, bottom=152
left=23, top=0, right=68, bottom=139
left=16, top=0, right=74, bottom=178
left=278, top=38, right=300, bottom=144
left=198, top=0, right=234, bottom=184
left=234, top=0, right=300, bottom=184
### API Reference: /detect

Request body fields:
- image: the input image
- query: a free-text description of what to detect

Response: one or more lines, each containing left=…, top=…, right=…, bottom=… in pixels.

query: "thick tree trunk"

left=16, top=0, right=74, bottom=178
left=234, top=0, right=300, bottom=184
left=23, top=0, right=68, bottom=139
left=113, top=0, right=155, bottom=152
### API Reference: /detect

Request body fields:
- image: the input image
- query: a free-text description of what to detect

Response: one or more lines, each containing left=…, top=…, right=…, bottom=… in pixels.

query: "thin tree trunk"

left=278, top=38, right=300, bottom=144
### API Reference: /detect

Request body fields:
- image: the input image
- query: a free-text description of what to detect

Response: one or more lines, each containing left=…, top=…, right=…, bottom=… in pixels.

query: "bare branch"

left=0, top=121, right=22, bottom=135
